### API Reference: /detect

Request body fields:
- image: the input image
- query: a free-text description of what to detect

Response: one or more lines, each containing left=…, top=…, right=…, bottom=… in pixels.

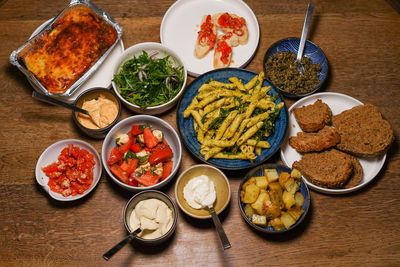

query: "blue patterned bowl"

left=176, top=68, right=288, bottom=171
left=238, top=164, right=310, bottom=234
left=263, top=37, right=328, bottom=98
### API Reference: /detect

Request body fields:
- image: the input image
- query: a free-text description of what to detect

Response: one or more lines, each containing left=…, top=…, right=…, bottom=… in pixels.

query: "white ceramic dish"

left=280, top=92, right=386, bottom=194
left=102, top=115, right=182, bottom=192
left=29, top=19, right=125, bottom=104
left=160, top=0, right=260, bottom=77
left=111, top=42, right=187, bottom=114
left=35, top=139, right=102, bottom=201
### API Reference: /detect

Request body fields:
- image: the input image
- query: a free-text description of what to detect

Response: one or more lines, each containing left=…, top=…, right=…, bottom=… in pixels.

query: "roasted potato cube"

left=270, top=217, right=285, bottom=231
left=241, top=183, right=260, bottom=203
left=268, top=182, right=283, bottom=208
left=244, top=204, right=256, bottom=218
left=284, top=178, right=300, bottom=195
left=251, top=192, right=270, bottom=214
left=282, top=190, right=296, bottom=210
left=278, top=171, right=291, bottom=188
left=295, top=191, right=305, bottom=207
left=265, top=169, right=279, bottom=183
left=252, top=214, right=267, bottom=226
left=280, top=212, right=296, bottom=229
left=291, top=168, right=302, bottom=179
left=242, top=177, right=256, bottom=191
left=263, top=200, right=281, bottom=219
left=255, top=176, right=268, bottom=190
left=287, top=207, right=304, bottom=221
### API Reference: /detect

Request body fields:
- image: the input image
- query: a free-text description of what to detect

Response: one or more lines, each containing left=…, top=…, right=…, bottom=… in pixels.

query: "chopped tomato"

left=107, top=147, right=122, bottom=166
left=130, top=125, right=143, bottom=136
left=143, top=128, right=158, bottom=148
left=162, top=161, right=173, bottom=181
left=110, top=165, right=128, bottom=183
left=134, top=171, right=160, bottom=187
left=120, top=158, right=139, bottom=175
left=131, top=142, right=142, bottom=153
left=118, top=138, right=133, bottom=154
left=148, top=147, right=173, bottom=165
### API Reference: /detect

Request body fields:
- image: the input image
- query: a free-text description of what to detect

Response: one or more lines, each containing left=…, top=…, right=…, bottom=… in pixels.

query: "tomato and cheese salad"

left=41, top=144, right=96, bottom=197
left=107, top=124, right=174, bottom=187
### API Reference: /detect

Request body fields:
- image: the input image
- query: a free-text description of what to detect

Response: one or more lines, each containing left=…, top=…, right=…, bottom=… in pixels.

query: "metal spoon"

left=32, top=91, right=89, bottom=115
left=207, top=204, right=231, bottom=250
left=295, top=2, right=315, bottom=75
left=102, top=228, right=142, bottom=261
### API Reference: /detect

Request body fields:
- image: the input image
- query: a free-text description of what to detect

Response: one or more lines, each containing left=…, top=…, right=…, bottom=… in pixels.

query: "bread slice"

left=292, top=148, right=353, bottom=189
left=332, top=103, right=394, bottom=157
left=344, top=155, right=363, bottom=188
left=212, top=13, right=248, bottom=45
left=293, top=99, right=332, bottom=132
left=213, top=35, right=232, bottom=69
left=194, top=15, right=217, bottom=59
left=289, top=125, right=340, bottom=153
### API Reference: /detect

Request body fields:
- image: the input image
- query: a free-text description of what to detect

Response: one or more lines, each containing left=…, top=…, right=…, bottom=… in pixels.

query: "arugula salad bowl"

left=112, top=42, right=187, bottom=115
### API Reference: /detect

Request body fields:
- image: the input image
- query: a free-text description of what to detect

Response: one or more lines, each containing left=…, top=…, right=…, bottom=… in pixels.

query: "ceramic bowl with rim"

left=72, top=87, right=122, bottom=139
left=111, top=42, right=187, bottom=114
left=102, top=115, right=182, bottom=192
left=175, top=164, right=231, bottom=219
left=123, top=190, right=178, bottom=245
left=35, top=139, right=102, bottom=201
left=263, top=37, right=328, bottom=98
left=238, top=164, right=310, bottom=234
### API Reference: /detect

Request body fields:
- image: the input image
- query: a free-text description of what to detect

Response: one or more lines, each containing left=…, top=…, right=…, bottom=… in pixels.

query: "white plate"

left=280, top=92, right=386, bottom=194
left=35, top=139, right=102, bottom=201
left=30, top=19, right=124, bottom=103
left=160, top=0, right=260, bottom=77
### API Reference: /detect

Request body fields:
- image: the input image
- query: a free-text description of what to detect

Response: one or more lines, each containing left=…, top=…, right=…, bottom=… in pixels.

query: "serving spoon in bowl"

left=295, top=2, right=315, bottom=75
left=102, top=228, right=142, bottom=261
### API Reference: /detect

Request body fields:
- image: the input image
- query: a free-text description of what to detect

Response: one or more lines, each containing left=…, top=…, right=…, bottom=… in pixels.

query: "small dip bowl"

left=263, top=37, right=328, bottom=98
left=175, top=164, right=231, bottom=219
left=123, top=190, right=178, bottom=245
left=73, top=87, right=122, bottom=139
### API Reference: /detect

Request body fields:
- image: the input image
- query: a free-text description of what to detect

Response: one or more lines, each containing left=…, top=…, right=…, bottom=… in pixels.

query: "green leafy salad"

left=113, top=51, right=184, bottom=109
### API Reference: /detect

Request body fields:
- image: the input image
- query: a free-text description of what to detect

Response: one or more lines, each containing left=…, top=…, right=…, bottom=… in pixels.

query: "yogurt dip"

left=129, top=198, right=173, bottom=239
left=183, top=175, right=216, bottom=209
left=77, top=94, right=118, bottom=129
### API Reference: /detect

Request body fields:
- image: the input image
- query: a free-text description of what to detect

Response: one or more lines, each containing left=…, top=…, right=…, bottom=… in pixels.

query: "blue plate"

left=176, top=68, right=288, bottom=170
left=238, top=164, right=310, bottom=234
left=263, top=37, right=328, bottom=98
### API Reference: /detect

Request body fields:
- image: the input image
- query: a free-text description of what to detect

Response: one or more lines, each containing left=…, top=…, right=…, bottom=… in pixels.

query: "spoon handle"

left=297, top=2, right=315, bottom=61
left=32, top=91, right=89, bottom=115
left=208, top=205, right=231, bottom=250
left=102, top=228, right=142, bottom=261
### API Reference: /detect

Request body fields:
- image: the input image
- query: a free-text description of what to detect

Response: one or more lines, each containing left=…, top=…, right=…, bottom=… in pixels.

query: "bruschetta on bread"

left=212, top=12, right=248, bottom=45
left=213, top=34, right=232, bottom=69
left=194, top=15, right=217, bottom=58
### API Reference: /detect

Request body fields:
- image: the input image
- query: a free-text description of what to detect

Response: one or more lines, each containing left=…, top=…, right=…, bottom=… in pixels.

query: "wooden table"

left=1, top=0, right=399, bottom=266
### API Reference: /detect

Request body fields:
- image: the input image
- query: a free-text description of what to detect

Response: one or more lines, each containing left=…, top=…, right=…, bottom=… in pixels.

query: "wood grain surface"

left=1, top=0, right=399, bottom=266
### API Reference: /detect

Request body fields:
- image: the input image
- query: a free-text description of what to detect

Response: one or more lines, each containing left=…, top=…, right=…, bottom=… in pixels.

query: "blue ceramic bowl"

left=176, top=68, right=288, bottom=171
left=263, top=37, right=328, bottom=98
left=238, top=164, right=310, bottom=234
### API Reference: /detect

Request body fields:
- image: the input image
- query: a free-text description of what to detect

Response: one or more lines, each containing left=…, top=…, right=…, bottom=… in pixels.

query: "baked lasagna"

left=18, top=4, right=118, bottom=94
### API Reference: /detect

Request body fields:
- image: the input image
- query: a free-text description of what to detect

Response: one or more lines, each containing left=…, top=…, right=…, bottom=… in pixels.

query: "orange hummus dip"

left=77, top=94, right=118, bottom=129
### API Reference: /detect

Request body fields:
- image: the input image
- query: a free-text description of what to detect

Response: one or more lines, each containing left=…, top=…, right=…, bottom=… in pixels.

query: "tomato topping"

left=148, top=147, right=173, bottom=165
left=110, top=165, right=128, bottom=183
left=131, top=142, right=142, bottom=153
left=120, top=158, right=139, bottom=175
left=41, top=144, right=95, bottom=197
left=198, top=14, right=216, bottom=47
left=143, top=128, right=159, bottom=148
left=131, top=125, right=143, bottom=136
left=118, top=138, right=133, bottom=154
left=107, top=147, right=122, bottom=166
left=162, top=161, right=173, bottom=181
left=134, top=171, right=161, bottom=187
left=217, top=12, right=246, bottom=36
left=216, top=40, right=232, bottom=64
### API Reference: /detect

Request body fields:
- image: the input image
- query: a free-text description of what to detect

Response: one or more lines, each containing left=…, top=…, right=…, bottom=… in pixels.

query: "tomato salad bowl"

left=102, top=115, right=182, bottom=192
